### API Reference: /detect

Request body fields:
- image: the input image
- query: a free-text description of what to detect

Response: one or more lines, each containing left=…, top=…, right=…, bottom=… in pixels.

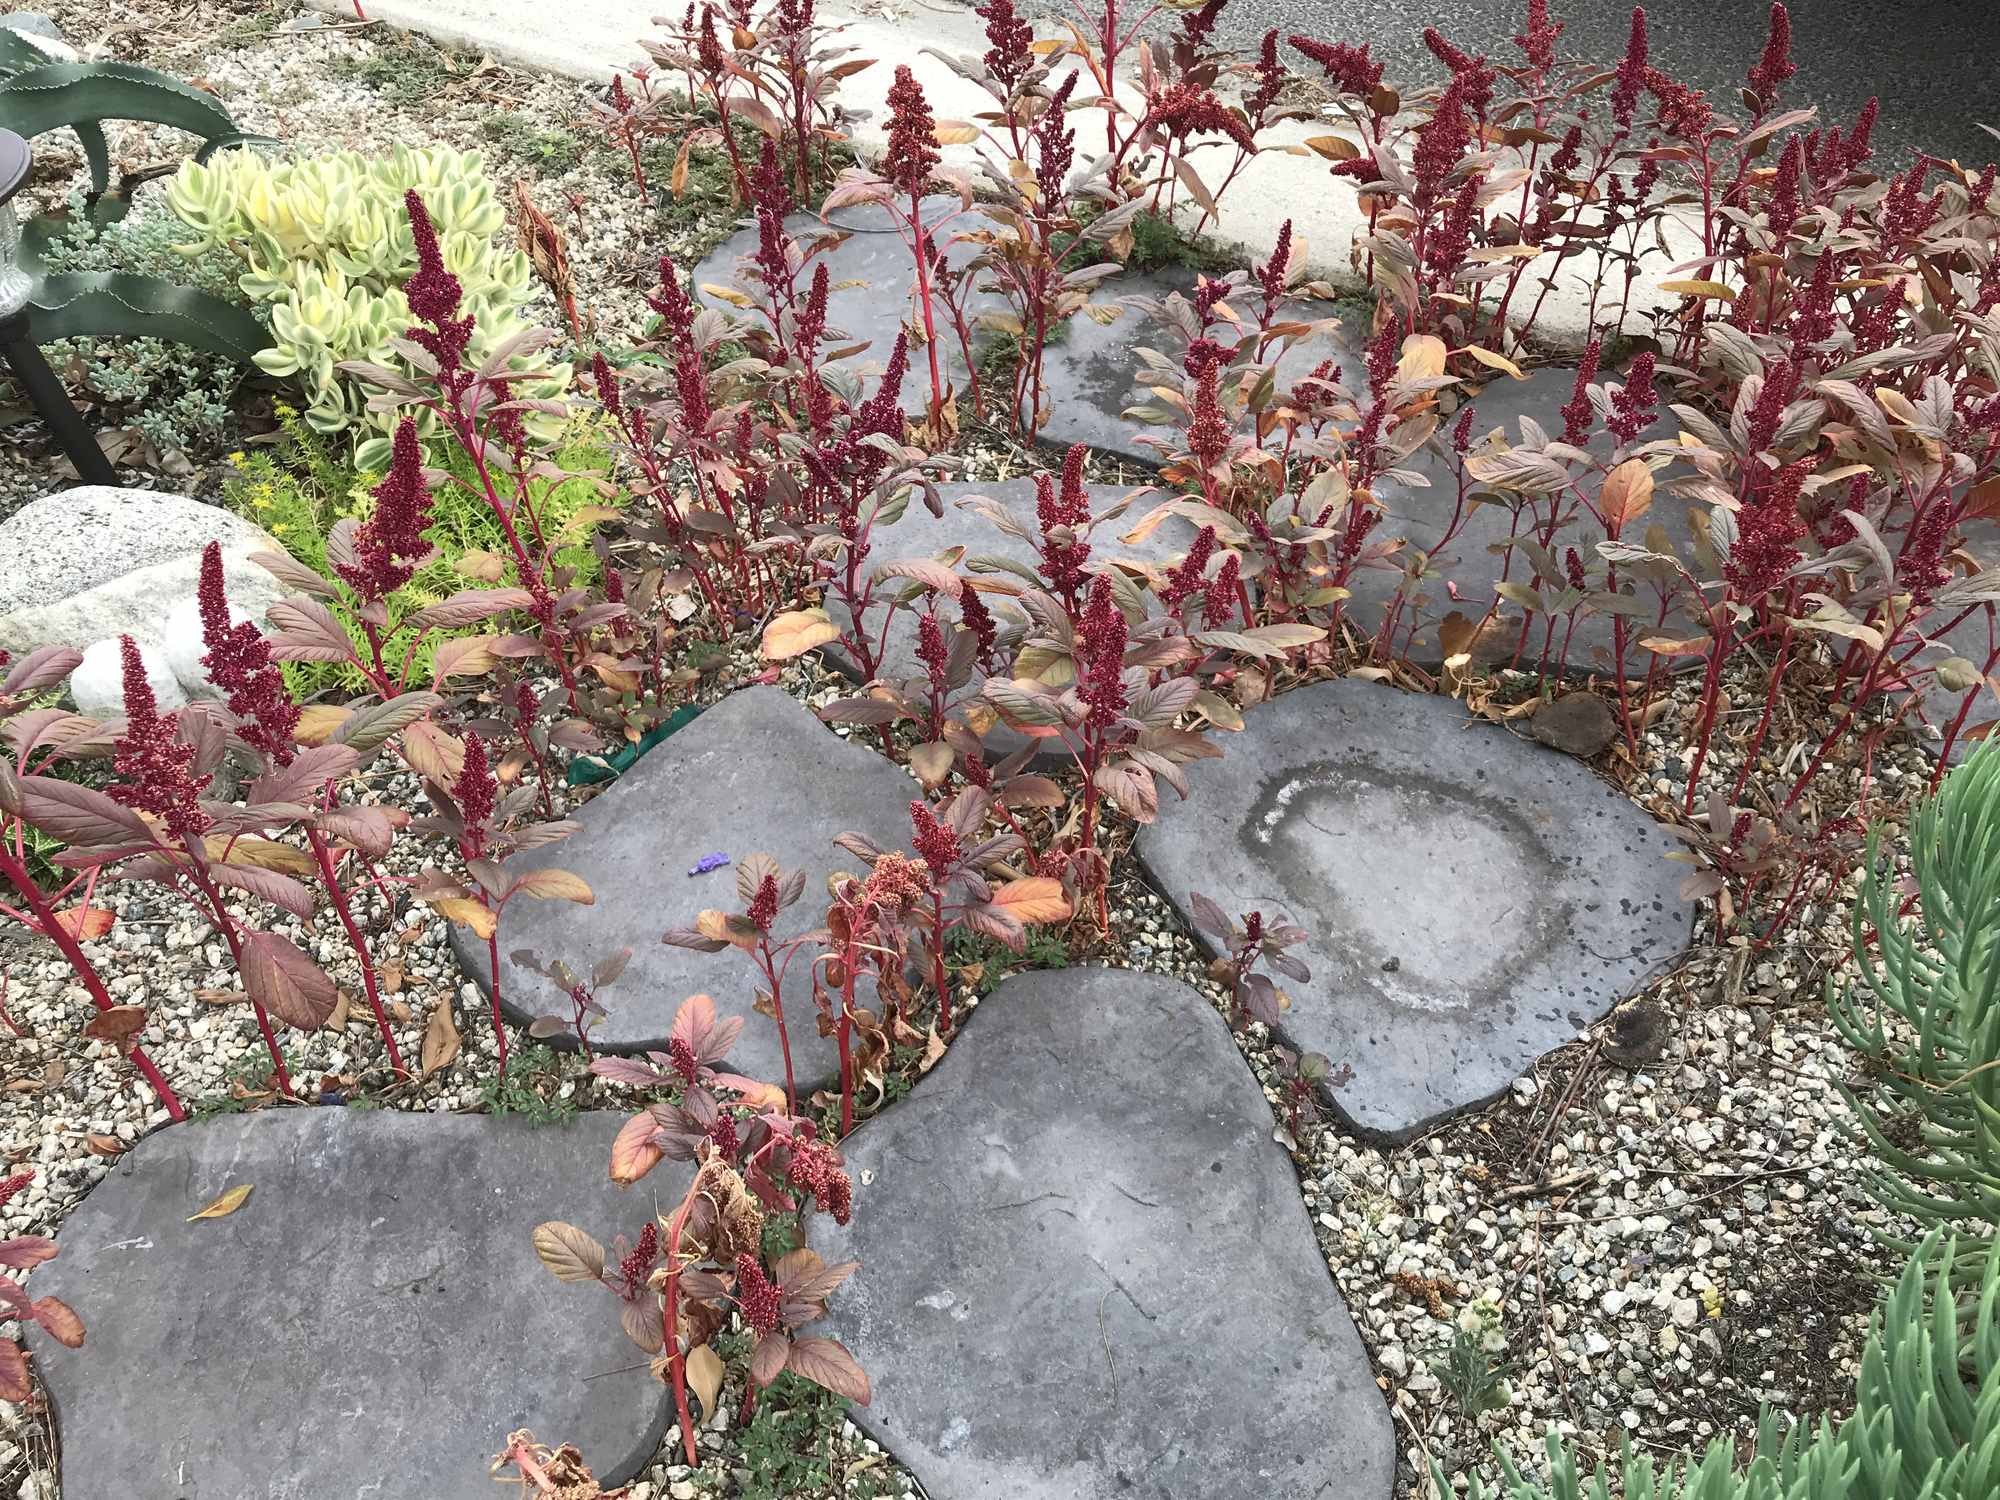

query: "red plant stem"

left=622, top=124, right=650, bottom=200
left=908, top=191, right=947, bottom=421
left=503, top=1439, right=559, bottom=1496
left=0, top=852, right=185, bottom=1121
left=1730, top=625, right=1793, bottom=803
left=182, top=855, right=293, bottom=1097
left=838, top=945, right=857, bottom=1134
left=755, top=938, right=798, bottom=1114
left=1682, top=619, right=1735, bottom=816
left=303, top=824, right=405, bottom=1076
left=928, top=888, right=952, bottom=1035
left=709, top=78, right=755, bottom=203
left=660, top=1191, right=700, bottom=1465
left=484, top=922, right=511, bottom=1078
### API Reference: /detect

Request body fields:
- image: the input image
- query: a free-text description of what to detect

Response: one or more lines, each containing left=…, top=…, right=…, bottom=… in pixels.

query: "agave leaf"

left=0, top=63, right=238, bottom=169
left=29, top=271, right=269, bottom=364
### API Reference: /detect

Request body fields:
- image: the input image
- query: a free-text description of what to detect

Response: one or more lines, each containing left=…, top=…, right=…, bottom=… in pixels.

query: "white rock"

left=72, top=637, right=185, bottom=718
left=0, top=487, right=285, bottom=662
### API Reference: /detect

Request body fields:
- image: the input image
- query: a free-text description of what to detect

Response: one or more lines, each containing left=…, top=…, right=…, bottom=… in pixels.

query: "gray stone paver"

left=1137, top=677, right=1691, bottom=1140
left=1035, top=267, right=1365, bottom=463
left=448, top=685, right=916, bottom=1081
left=827, top=479, right=1192, bottom=688
left=38, top=1109, right=677, bottom=1499
left=691, top=196, right=1001, bottom=407
left=813, top=966, right=1394, bottom=1500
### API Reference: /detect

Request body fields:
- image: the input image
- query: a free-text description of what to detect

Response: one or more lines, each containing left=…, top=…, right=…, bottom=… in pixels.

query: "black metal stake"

left=0, top=306, right=117, bottom=486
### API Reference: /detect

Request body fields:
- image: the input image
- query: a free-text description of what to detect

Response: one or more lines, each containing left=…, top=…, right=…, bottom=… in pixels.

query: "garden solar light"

left=0, top=126, right=118, bottom=485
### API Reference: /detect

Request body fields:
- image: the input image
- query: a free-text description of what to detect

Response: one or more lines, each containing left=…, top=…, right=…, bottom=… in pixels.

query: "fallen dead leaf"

left=187, top=1184, right=253, bottom=1222
left=84, top=1134, right=123, bottom=1159
left=81, top=1005, right=147, bottom=1046
left=421, top=999, right=462, bottom=1075
left=685, top=1342, right=725, bottom=1416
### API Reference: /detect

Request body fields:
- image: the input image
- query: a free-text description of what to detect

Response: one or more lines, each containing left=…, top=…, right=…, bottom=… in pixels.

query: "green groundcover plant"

left=222, top=408, right=615, bottom=697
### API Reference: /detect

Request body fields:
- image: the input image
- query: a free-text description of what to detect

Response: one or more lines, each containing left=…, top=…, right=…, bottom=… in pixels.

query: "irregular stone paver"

left=826, top=480, right=1194, bottom=691
left=1036, top=267, right=1365, bottom=463
left=692, top=197, right=1002, bottom=407
left=38, top=1109, right=677, bottom=1498
left=1920, top=516, right=1999, bottom=759
left=1137, top=678, right=1690, bottom=1140
left=815, top=967, right=1393, bottom=1500
left=450, top=686, right=915, bottom=1080
left=1348, top=366, right=1683, bottom=676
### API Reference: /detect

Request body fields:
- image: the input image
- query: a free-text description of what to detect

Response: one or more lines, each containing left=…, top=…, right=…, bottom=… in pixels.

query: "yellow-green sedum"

left=166, top=144, right=568, bottom=464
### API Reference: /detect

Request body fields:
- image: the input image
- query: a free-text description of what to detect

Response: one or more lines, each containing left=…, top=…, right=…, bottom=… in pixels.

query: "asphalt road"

left=1038, top=0, right=1999, bottom=168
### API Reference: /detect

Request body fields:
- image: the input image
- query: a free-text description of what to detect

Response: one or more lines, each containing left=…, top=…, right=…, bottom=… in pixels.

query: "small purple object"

left=688, top=852, right=731, bottom=877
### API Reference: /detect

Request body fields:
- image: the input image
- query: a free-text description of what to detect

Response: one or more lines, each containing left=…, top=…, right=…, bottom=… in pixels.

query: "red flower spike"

left=620, top=1221, right=659, bottom=1295
left=958, top=585, right=997, bottom=659
left=916, top=608, right=951, bottom=696
left=1607, top=352, right=1658, bottom=442
left=1725, top=461, right=1811, bottom=599
left=1188, top=362, right=1230, bottom=469
left=978, top=0, right=1032, bottom=94
left=1513, top=0, right=1564, bottom=72
left=1560, top=339, right=1601, bottom=446
left=1289, top=36, right=1384, bottom=98
left=1611, top=7, right=1649, bottom=128
left=883, top=65, right=941, bottom=199
left=786, top=1138, right=854, bottom=1226
left=1248, top=30, right=1286, bottom=118
left=1161, top=526, right=1218, bottom=611
left=197, top=542, right=300, bottom=766
left=748, top=873, right=780, bottom=934
left=1746, top=3, right=1796, bottom=101
left=667, top=1035, right=700, bottom=1085
left=909, top=799, right=963, bottom=880
left=1144, top=81, right=1256, bottom=154
left=454, top=730, right=497, bottom=836
left=1078, top=576, right=1129, bottom=731
left=734, top=1253, right=782, bottom=1332
left=109, top=636, right=212, bottom=840
left=337, top=418, right=436, bottom=603
left=1203, top=552, right=1242, bottom=628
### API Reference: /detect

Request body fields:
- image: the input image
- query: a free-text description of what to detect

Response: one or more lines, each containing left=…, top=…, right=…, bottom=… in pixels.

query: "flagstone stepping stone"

left=813, top=966, right=1394, bottom=1500
left=37, top=1109, right=679, bottom=1499
left=824, top=479, right=1194, bottom=692
left=1035, top=267, right=1366, bottom=464
left=1339, top=365, right=1686, bottom=677
left=1916, top=517, right=1999, bottom=760
left=692, top=196, right=1003, bottom=409
left=1137, top=677, right=1690, bottom=1140
left=450, top=686, right=915, bottom=1083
